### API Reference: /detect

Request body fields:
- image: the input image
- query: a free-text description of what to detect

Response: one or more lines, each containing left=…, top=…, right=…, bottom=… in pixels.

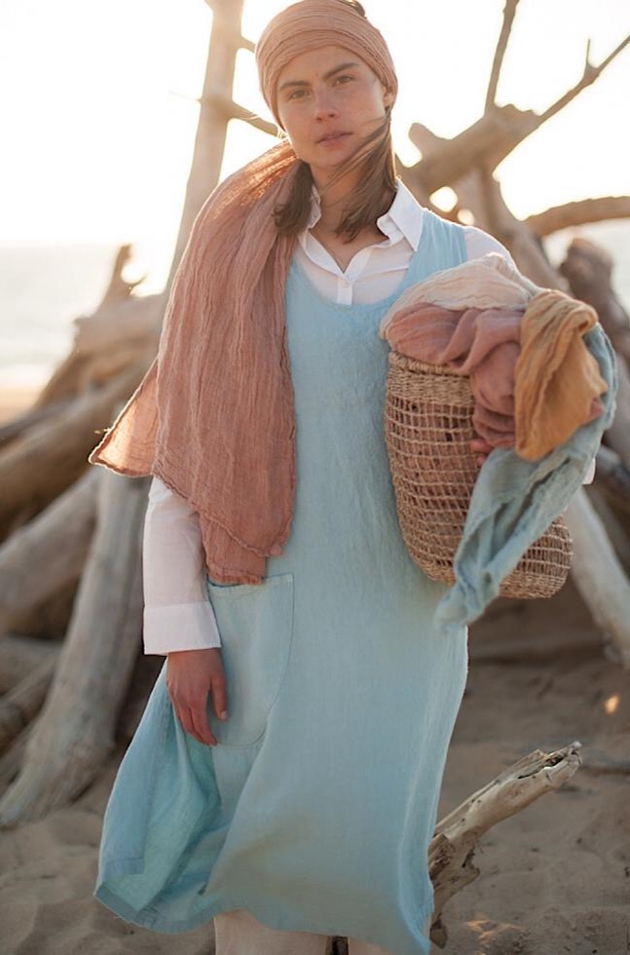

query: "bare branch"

left=429, top=743, right=582, bottom=947
left=100, top=246, right=144, bottom=305
left=526, top=196, right=630, bottom=236
left=405, top=33, right=630, bottom=193
left=203, top=92, right=279, bottom=138
left=485, top=0, right=521, bottom=112
left=539, top=32, right=630, bottom=125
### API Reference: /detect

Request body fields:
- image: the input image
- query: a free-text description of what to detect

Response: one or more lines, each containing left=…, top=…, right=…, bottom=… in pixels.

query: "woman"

left=91, top=2, right=520, bottom=952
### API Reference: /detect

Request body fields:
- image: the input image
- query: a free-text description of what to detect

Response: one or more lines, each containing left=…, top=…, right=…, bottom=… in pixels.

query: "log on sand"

left=0, top=636, right=59, bottom=694
left=0, top=469, right=98, bottom=637
left=0, top=659, right=56, bottom=755
left=428, top=742, right=582, bottom=947
left=332, top=743, right=582, bottom=952
left=0, top=363, right=146, bottom=539
left=0, top=471, right=149, bottom=827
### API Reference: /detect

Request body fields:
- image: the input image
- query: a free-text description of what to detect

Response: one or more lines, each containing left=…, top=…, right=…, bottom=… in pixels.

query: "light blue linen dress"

left=94, top=210, right=469, bottom=955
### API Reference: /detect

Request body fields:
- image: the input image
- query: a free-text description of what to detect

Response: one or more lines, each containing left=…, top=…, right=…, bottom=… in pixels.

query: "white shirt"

left=142, top=182, right=592, bottom=655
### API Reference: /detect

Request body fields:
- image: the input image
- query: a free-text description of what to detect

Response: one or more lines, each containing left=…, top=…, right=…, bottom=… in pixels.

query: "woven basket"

left=384, top=351, right=572, bottom=599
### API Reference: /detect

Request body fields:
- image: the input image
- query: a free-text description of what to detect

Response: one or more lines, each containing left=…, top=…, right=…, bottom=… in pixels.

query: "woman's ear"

left=383, top=88, right=394, bottom=109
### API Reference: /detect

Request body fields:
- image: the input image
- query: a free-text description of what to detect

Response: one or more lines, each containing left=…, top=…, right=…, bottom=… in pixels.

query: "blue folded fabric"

left=434, top=324, right=618, bottom=635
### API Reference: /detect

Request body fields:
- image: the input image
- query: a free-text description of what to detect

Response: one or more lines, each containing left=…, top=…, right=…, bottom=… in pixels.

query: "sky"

left=1, top=0, right=629, bottom=289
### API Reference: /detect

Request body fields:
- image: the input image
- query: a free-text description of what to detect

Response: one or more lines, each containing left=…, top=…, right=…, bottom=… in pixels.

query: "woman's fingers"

left=166, top=648, right=228, bottom=746
left=189, top=703, right=218, bottom=747
left=470, top=436, right=494, bottom=467
left=212, top=672, right=228, bottom=722
left=470, top=437, right=494, bottom=454
left=173, top=704, right=194, bottom=741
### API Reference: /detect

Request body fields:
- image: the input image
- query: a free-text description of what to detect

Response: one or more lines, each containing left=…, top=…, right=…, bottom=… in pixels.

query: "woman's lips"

left=317, top=132, right=351, bottom=146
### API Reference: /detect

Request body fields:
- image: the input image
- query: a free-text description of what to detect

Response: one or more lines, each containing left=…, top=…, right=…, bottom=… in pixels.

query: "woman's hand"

left=166, top=648, right=228, bottom=746
left=470, top=436, right=494, bottom=467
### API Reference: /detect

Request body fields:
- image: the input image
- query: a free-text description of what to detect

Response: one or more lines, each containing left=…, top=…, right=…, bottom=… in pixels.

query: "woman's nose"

left=312, top=89, right=338, bottom=119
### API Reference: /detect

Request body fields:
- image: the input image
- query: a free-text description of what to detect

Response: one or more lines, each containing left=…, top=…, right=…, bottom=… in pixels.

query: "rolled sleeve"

left=142, top=476, right=221, bottom=655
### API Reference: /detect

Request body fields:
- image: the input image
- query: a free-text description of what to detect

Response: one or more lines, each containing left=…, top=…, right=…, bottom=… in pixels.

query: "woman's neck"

left=312, top=169, right=360, bottom=234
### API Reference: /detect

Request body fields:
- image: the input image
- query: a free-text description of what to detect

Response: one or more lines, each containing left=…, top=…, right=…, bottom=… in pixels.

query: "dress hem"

left=93, top=880, right=433, bottom=954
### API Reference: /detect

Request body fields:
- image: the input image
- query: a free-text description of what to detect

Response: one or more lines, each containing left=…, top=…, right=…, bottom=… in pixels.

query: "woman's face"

left=275, top=45, right=393, bottom=187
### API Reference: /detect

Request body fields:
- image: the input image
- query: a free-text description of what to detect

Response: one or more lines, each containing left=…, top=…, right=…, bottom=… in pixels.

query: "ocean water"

left=0, top=244, right=124, bottom=389
left=1, top=222, right=629, bottom=391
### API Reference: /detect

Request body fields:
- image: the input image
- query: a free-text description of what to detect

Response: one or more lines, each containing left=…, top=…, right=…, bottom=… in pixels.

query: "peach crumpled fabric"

left=380, top=254, right=607, bottom=461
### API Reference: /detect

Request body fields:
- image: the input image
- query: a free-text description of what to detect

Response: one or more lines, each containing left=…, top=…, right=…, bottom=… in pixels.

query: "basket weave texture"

left=384, top=351, right=572, bottom=599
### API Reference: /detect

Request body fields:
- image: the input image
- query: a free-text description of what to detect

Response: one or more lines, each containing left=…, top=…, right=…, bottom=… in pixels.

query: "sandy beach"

left=1, top=386, right=629, bottom=955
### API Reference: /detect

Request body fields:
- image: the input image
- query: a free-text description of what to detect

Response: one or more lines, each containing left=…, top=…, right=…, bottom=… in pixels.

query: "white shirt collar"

left=307, top=179, right=424, bottom=251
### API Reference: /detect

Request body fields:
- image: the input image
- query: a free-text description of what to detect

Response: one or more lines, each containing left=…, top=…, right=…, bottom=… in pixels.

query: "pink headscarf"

left=257, top=0, right=398, bottom=125
left=89, top=0, right=398, bottom=583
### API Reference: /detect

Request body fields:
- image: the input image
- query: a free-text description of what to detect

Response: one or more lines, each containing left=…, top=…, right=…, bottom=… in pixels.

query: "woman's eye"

left=335, top=75, right=354, bottom=85
left=288, top=88, right=307, bottom=100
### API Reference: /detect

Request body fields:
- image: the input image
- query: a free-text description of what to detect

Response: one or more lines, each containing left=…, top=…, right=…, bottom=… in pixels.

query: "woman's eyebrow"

left=278, top=62, right=360, bottom=91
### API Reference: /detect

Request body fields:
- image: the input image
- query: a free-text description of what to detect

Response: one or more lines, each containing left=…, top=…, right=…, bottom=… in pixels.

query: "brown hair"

left=274, top=107, right=397, bottom=242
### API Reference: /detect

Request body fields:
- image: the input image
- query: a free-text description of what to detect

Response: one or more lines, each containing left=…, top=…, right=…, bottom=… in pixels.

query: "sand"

left=1, top=581, right=628, bottom=955
left=1, top=385, right=629, bottom=954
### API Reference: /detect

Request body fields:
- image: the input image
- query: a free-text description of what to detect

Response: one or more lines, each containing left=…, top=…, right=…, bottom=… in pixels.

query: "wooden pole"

left=168, top=0, right=247, bottom=283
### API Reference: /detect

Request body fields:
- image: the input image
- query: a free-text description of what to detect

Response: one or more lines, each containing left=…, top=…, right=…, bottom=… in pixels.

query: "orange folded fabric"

left=515, top=290, right=608, bottom=461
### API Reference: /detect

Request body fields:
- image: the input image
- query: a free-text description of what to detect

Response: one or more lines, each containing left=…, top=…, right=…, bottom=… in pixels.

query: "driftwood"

left=587, top=486, right=630, bottom=573
left=428, top=742, right=582, bottom=947
left=9, top=580, right=79, bottom=642
left=0, top=471, right=148, bottom=827
left=0, top=363, right=145, bottom=539
left=594, top=445, right=630, bottom=516
left=0, top=636, right=59, bottom=694
left=0, top=658, right=56, bottom=754
left=0, top=399, right=72, bottom=451
left=168, top=0, right=246, bottom=284
left=566, top=490, right=630, bottom=668
left=560, top=237, right=630, bottom=367
left=0, top=469, right=98, bottom=637
left=403, top=26, right=630, bottom=197
left=31, top=248, right=157, bottom=411
left=0, top=0, right=627, bottom=867
left=331, top=742, right=583, bottom=953
left=560, top=238, right=630, bottom=471
left=596, top=349, right=630, bottom=472
left=0, top=731, right=30, bottom=794
left=526, top=197, right=630, bottom=238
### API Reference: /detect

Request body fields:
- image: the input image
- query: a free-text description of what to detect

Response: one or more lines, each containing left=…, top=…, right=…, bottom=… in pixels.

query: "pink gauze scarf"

left=89, top=0, right=398, bottom=584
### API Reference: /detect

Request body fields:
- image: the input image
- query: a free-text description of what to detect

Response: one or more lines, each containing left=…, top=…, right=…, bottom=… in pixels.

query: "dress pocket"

left=206, top=572, right=295, bottom=746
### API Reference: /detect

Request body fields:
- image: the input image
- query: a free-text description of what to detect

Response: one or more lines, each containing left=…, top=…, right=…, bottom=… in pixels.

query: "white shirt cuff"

left=143, top=600, right=222, bottom=655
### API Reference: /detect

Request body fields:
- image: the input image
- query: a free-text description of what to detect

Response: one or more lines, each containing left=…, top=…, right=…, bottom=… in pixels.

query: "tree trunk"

left=0, top=470, right=98, bottom=637
left=565, top=489, right=630, bottom=668
left=0, top=471, right=148, bottom=826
